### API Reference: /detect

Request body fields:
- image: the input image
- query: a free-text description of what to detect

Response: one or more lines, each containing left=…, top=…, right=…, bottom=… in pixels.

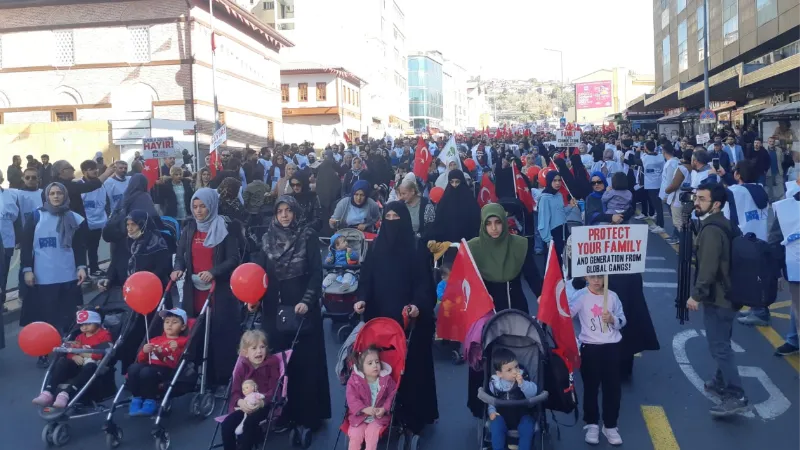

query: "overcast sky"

left=403, top=0, right=655, bottom=82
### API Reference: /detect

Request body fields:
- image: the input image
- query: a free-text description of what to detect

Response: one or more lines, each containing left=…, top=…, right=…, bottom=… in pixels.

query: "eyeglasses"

left=24, top=176, right=38, bottom=180
left=591, top=180, right=604, bottom=185
left=290, top=182, right=302, bottom=187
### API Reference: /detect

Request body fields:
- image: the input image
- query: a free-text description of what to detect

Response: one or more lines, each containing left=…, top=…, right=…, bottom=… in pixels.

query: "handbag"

left=276, top=302, right=312, bottom=335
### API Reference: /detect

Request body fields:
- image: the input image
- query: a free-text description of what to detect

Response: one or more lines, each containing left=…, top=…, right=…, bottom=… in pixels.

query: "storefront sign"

left=710, top=101, right=737, bottom=111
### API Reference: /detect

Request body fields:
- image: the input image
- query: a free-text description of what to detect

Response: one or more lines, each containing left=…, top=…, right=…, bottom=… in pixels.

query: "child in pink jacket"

left=346, top=345, right=398, bottom=450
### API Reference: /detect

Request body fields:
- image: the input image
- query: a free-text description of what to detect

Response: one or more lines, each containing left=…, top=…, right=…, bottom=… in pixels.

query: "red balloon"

left=463, top=158, right=476, bottom=172
left=18, top=322, right=61, bottom=357
left=538, top=167, right=553, bottom=189
left=123, top=271, right=164, bottom=315
left=526, top=166, right=540, bottom=184
left=231, top=263, right=268, bottom=305
left=429, top=186, right=444, bottom=203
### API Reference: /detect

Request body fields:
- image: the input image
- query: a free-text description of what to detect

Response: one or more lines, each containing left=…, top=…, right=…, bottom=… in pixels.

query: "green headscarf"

left=467, top=203, right=528, bottom=282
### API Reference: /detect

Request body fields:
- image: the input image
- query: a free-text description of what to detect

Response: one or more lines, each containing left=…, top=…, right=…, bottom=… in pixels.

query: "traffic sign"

left=211, top=124, right=227, bottom=152
left=699, top=108, right=717, bottom=124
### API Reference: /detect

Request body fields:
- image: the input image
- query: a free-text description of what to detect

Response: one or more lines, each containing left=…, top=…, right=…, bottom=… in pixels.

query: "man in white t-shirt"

left=659, top=144, right=680, bottom=244
left=641, top=141, right=666, bottom=233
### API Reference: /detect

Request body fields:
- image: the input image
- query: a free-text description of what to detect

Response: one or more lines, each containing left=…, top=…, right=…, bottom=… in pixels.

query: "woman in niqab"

left=428, top=169, right=481, bottom=243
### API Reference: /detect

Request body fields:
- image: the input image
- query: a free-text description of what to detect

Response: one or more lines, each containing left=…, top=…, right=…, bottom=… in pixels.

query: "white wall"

left=281, top=73, right=337, bottom=109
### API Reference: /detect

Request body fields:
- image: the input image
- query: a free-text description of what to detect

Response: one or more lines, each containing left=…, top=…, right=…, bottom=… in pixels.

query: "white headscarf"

left=191, top=188, right=228, bottom=248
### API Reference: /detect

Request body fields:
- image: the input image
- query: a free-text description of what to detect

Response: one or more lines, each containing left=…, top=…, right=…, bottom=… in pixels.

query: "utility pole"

left=210, top=0, right=220, bottom=131
left=702, top=0, right=709, bottom=110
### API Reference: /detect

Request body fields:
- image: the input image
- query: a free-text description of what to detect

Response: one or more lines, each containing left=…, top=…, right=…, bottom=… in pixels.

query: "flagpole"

left=209, top=0, right=220, bottom=140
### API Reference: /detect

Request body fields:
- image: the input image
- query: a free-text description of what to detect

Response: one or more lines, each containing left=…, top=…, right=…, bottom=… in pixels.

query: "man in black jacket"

left=7, top=155, right=23, bottom=189
left=52, top=160, right=114, bottom=218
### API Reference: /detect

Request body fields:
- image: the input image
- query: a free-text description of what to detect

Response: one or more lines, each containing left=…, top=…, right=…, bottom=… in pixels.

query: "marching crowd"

left=2, top=119, right=799, bottom=449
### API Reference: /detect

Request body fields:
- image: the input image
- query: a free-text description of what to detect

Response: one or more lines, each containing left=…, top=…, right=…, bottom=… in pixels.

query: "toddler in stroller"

left=323, top=233, right=360, bottom=289
left=345, top=345, right=398, bottom=450
left=322, top=229, right=367, bottom=342
left=487, top=348, right=538, bottom=450
left=33, top=310, right=113, bottom=408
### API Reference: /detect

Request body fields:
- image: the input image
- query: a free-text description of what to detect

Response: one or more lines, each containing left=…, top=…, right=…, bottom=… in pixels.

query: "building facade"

left=639, top=0, right=799, bottom=134
left=0, top=0, right=291, bottom=170
left=248, top=0, right=409, bottom=139
left=443, top=59, right=468, bottom=132
left=279, top=66, right=364, bottom=145
left=571, top=68, right=655, bottom=125
left=408, top=51, right=444, bottom=133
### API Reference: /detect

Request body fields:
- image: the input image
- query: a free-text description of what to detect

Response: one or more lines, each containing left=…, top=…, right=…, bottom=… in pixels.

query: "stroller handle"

left=476, top=387, right=549, bottom=408
left=52, top=347, right=110, bottom=355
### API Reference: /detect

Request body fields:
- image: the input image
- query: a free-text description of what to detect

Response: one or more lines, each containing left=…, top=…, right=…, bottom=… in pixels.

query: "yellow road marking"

left=772, top=312, right=791, bottom=320
left=756, top=325, right=800, bottom=372
left=770, top=300, right=792, bottom=310
left=641, top=405, right=680, bottom=450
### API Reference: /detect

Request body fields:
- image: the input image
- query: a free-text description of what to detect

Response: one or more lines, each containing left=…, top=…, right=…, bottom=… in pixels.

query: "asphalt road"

left=1, top=224, right=798, bottom=450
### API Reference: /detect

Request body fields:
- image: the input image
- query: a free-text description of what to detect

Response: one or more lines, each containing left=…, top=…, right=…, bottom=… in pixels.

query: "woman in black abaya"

left=354, top=202, right=438, bottom=434
left=427, top=169, right=481, bottom=243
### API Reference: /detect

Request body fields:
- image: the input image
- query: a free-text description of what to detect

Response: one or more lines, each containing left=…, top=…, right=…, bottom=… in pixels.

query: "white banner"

left=142, top=137, right=176, bottom=159
left=211, top=124, right=227, bottom=152
left=696, top=133, right=710, bottom=145
left=570, top=224, right=649, bottom=277
left=555, top=130, right=581, bottom=147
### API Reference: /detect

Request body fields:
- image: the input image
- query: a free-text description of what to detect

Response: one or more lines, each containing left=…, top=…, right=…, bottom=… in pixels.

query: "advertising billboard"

left=576, top=81, right=613, bottom=109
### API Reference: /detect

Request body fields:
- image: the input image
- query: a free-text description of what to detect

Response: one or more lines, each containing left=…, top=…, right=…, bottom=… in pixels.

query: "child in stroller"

left=33, top=310, right=112, bottom=408
left=345, top=345, right=398, bottom=450
left=487, top=348, right=538, bottom=450
left=323, top=233, right=360, bottom=289
left=127, top=308, right=189, bottom=417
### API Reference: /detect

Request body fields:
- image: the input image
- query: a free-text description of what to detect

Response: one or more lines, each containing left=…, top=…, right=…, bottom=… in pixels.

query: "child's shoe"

left=52, top=392, right=70, bottom=409
left=128, top=397, right=143, bottom=416
left=584, top=424, right=600, bottom=445
left=602, top=427, right=623, bottom=446
left=138, top=399, right=158, bottom=416
left=32, top=391, right=54, bottom=406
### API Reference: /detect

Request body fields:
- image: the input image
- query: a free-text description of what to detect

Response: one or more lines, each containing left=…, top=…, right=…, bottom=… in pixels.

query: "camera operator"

left=686, top=182, right=749, bottom=418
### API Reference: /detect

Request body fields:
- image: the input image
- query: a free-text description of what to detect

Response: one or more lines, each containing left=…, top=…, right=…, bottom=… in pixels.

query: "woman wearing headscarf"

left=584, top=172, right=634, bottom=226
left=19, top=183, right=88, bottom=364
left=397, top=175, right=435, bottom=237
left=590, top=149, right=622, bottom=178
left=288, top=171, right=322, bottom=232
left=354, top=202, right=439, bottom=434
left=329, top=180, right=381, bottom=232
left=217, top=176, right=248, bottom=225
left=99, top=209, right=172, bottom=373
left=428, top=169, right=480, bottom=243
left=315, top=149, right=344, bottom=236
left=567, top=153, right=592, bottom=200
left=268, top=153, right=286, bottom=191
left=342, top=157, right=371, bottom=197
left=274, top=162, right=298, bottom=198
left=116, top=173, right=159, bottom=218
left=250, top=195, right=331, bottom=432
left=538, top=171, right=578, bottom=268
left=171, top=188, right=242, bottom=387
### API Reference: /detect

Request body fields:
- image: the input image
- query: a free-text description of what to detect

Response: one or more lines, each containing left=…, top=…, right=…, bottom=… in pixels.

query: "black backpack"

left=702, top=223, right=775, bottom=308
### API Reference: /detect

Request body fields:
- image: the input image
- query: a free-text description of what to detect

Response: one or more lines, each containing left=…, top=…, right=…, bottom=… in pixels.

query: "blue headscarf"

left=350, top=180, right=370, bottom=207
left=588, top=171, right=608, bottom=199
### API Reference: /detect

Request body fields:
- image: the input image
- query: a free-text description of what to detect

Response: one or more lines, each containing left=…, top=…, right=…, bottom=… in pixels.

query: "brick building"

left=0, top=0, right=292, bottom=167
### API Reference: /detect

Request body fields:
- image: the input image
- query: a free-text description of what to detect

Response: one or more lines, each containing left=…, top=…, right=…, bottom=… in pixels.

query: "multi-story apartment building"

left=637, top=0, right=798, bottom=134
left=0, top=0, right=291, bottom=169
left=443, top=59, right=468, bottom=133
left=408, top=51, right=444, bottom=133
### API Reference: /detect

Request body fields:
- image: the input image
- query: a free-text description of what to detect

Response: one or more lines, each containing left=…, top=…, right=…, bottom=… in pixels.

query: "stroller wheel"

left=336, top=325, right=352, bottom=343
left=41, top=422, right=57, bottom=446
left=396, top=433, right=406, bottom=450
left=299, top=427, right=312, bottom=449
left=189, top=393, right=201, bottom=417
left=408, top=434, right=420, bottom=450
left=154, top=431, right=170, bottom=450
left=451, top=349, right=464, bottom=365
left=51, top=423, right=71, bottom=447
left=289, top=428, right=300, bottom=447
left=105, top=427, right=123, bottom=449
left=200, top=392, right=216, bottom=418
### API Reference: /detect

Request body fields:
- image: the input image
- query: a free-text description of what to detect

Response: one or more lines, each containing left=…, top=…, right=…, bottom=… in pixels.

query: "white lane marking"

left=646, top=256, right=666, bottom=261
left=645, top=268, right=677, bottom=273
left=643, top=282, right=678, bottom=288
left=673, top=329, right=791, bottom=420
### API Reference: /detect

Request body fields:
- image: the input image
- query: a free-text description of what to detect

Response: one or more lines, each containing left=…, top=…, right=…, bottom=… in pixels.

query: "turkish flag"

left=413, top=135, right=430, bottom=180
left=208, top=148, right=222, bottom=177
left=477, top=173, right=497, bottom=208
left=436, top=240, right=494, bottom=342
left=142, top=159, right=160, bottom=191
left=537, top=242, right=580, bottom=369
left=512, top=164, right=535, bottom=213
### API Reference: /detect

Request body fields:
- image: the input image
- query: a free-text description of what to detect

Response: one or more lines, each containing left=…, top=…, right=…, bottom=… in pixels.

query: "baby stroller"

left=497, top=197, right=533, bottom=238
left=103, top=284, right=217, bottom=450
left=332, top=313, right=412, bottom=450
left=432, top=241, right=465, bottom=365
left=321, top=228, right=368, bottom=343
left=38, top=288, right=139, bottom=447
left=477, top=309, right=550, bottom=450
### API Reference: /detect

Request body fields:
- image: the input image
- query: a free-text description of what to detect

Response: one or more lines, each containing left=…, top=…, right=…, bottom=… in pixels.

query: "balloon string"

left=145, top=314, right=152, bottom=365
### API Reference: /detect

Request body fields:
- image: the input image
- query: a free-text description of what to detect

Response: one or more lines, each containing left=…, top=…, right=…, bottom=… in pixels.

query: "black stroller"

left=477, top=309, right=550, bottom=450
left=497, top=197, right=534, bottom=238
left=37, top=288, right=138, bottom=447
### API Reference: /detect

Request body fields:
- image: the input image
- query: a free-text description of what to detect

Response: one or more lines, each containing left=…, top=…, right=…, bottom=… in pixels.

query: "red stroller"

left=333, top=313, right=415, bottom=449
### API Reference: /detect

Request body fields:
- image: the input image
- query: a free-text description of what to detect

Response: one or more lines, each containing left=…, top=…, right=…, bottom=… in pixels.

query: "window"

left=341, top=85, right=345, bottom=102
left=128, top=26, right=150, bottom=63
left=316, top=82, right=327, bottom=101
left=697, top=4, right=706, bottom=62
left=298, top=83, right=308, bottom=102
left=756, top=0, right=777, bottom=26
left=52, top=109, right=76, bottom=122
left=677, top=0, right=685, bottom=13
left=355, top=92, right=359, bottom=107
left=53, top=30, right=74, bottom=66
left=662, top=36, right=671, bottom=82
left=267, top=121, right=274, bottom=141
left=264, top=1, right=274, bottom=10
left=678, top=20, right=688, bottom=72
left=723, top=0, right=738, bottom=46
left=346, top=87, right=351, bottom=105
left=281, top=84, right=289, bottom=103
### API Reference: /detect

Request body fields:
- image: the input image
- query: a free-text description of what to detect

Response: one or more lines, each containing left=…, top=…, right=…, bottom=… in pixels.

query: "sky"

left=403, top=0, right=655, bottom=82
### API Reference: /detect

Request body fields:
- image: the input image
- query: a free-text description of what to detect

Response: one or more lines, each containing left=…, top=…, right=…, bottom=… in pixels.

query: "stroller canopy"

left=353, top=317, right=408, bottom=386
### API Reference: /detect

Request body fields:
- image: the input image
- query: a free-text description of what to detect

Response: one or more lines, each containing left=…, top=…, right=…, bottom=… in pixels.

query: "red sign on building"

left=575, top=81, right=613, bottom=109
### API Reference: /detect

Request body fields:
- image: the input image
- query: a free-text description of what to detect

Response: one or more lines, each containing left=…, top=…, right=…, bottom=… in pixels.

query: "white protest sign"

left=555, top=130, right=581, bottom=147
left=570, top=224, right=649, bottom=277
left=211, top=124, right=227, bottom=152
left=696, top=133, right=710, bottom=145
left=142, top=137, right=176, bottom=159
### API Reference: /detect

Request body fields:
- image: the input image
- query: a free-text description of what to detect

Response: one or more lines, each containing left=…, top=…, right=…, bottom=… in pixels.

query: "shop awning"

left=757, top=102, right=800, bottom=117
left=657, top=110, right=698, bottom=122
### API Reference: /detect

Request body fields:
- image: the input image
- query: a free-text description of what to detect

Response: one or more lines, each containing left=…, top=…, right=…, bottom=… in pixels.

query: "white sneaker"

left=602, top=427, right=623, bottom=446
left=634, top=214, right=645, bottom=220
left=584, top=424, right=600, bottom=445
left=650, top=226, right=665, bottom=234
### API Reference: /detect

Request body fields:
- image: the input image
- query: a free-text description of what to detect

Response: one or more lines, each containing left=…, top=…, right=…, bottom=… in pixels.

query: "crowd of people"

left=3, top=118, right=799, bottom=449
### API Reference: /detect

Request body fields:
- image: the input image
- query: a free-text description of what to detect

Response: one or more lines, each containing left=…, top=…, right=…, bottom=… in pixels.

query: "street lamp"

left=544, top=48, right=565, bottom=115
